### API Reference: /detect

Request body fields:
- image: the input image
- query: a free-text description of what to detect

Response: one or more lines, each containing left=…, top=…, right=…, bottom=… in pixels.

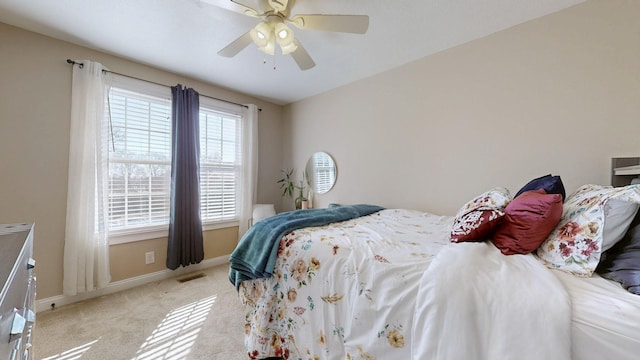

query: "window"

left=106, top=76, right=243, bottom=239
left=108, top=85, right=172, bottom=233
left=199, top=100, right=242, bottom=223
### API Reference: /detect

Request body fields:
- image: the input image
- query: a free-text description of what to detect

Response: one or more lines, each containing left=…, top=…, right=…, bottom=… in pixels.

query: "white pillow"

left=602, top=199, right=639, bottom=252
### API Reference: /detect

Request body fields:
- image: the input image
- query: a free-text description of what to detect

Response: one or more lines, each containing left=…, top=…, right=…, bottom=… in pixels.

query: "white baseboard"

left=36, top=255, right=230, bottom=313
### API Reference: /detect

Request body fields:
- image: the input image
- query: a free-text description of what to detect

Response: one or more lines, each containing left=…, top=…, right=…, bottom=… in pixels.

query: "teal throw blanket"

left=229, top=204, right=384, bottom=289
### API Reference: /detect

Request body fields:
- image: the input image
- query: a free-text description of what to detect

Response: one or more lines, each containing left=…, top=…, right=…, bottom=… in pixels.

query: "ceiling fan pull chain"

left=260, top=55, right=277, bottom=71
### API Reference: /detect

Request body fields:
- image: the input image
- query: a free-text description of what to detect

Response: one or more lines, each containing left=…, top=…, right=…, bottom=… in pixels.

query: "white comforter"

left=412, top=241, right=572, bottom=360
left=238, top=210, right=574, bottom=359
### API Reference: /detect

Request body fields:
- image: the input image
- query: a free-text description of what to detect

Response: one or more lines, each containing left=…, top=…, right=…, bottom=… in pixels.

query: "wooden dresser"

left=0, top=224, right=35, bottom=360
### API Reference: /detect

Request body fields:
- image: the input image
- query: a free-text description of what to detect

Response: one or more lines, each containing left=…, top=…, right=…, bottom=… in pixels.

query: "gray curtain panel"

left=167, top=84, right=204, bottom=270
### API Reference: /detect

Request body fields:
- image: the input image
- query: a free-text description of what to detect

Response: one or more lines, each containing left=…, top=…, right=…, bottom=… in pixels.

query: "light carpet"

left=34, top=264, right=246, bottom=360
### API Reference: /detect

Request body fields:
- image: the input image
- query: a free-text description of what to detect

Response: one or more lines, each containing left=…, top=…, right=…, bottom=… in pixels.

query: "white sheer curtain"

left=238, top=104, right=259, bottom=237
left=63, top=60, right=111, bottom=296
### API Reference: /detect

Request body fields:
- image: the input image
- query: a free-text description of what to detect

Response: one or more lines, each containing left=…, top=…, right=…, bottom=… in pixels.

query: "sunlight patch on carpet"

left=42, top=338, right=99, bottom=360
left=133, top=295, right=217, bottom=360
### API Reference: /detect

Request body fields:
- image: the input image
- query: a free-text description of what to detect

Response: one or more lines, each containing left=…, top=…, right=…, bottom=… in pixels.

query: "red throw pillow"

left=451, top=187, right=511, bottom=242
left=492, top=189, right=562, bottom=255
left=451, top=209, right=505, bottom=243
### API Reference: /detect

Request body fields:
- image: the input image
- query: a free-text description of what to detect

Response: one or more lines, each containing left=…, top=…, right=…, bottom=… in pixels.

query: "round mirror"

left=305, top=152, right=337, bottom=194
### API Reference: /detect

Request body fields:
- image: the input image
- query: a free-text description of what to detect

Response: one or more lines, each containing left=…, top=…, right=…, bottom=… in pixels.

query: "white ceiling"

left=0, top=0, right=585, bottom=105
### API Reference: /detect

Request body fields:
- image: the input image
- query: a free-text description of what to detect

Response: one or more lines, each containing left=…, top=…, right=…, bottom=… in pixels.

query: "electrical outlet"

left=145, top=251, right=155, bottom=264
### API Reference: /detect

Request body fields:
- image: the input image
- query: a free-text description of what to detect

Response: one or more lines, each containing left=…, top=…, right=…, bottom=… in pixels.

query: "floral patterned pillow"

left=451, top=187, right=512, bottom=243
left=537, top=184, right=640, bottom=276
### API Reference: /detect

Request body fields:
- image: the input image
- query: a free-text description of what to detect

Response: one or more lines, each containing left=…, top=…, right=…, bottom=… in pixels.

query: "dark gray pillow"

left=597, top=220, right=640, bottom=295
left=515, top=174, right=566, bottom=202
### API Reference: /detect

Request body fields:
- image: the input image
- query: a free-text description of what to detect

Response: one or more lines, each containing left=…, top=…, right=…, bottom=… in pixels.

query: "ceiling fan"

left=205, top=0, right=369, bottom=70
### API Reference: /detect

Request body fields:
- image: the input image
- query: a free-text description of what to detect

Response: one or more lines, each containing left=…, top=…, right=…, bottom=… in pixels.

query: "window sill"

left=109, top=220, right=240, bottom=245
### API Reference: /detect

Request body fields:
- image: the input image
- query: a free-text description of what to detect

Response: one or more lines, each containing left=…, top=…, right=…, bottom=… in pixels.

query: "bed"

left=229, top=181, right=640, bottom=360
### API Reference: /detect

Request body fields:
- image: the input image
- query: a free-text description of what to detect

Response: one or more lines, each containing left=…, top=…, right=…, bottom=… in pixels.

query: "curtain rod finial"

left=66, top=59, right=83, bottom=68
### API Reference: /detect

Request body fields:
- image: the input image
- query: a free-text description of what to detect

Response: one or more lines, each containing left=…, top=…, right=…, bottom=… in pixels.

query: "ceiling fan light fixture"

left=250, top=21, right=273, bottom=47
left=274, top=23, right=292, bottom=41
left=274, top=22, right=296, bottom=54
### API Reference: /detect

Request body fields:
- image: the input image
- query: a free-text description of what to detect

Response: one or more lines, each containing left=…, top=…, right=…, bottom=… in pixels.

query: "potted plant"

left=277, top=168, right=295, bottom=208
left=277, top=168, right=307, bottom=209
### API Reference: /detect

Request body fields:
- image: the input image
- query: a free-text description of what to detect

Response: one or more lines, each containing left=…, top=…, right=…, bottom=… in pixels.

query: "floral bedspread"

left=238, top=209, right=451, bottom=360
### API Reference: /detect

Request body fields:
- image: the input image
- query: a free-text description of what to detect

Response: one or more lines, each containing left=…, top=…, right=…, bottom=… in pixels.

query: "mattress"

left=552, top=269, right=640, bottom=359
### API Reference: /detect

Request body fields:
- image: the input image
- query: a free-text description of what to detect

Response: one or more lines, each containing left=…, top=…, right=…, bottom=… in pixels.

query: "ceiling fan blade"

left=218, top=31, right=253, bottom=57
left=290, top=38, right=315, bottom=70
left=199, top=0, right=259, bottom=17
left=290, top=14, right=369, bottom=34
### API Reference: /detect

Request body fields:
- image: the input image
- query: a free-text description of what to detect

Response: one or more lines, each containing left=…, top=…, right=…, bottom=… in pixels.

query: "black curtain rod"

left=66, top=59, right=261, bottom=111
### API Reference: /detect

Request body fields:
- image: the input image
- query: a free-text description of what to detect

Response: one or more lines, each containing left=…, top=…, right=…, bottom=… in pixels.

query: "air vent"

left=176, top=272, right=206, bottom=283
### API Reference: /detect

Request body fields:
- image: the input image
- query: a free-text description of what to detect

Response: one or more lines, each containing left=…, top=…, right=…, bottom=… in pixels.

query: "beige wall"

left=284, top=0, right=640, bottom=215
left=109, top=226, right=239, bottom=282
left=0, top=22, right=284, bottom=299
